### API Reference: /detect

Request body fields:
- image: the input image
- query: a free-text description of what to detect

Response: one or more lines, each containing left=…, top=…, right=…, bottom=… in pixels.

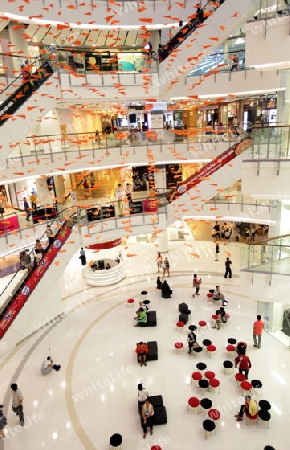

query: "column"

left=8, top=23, right=29, bottom=73
left=157, top=229, right=168, bottom=253
left=36, top=179, right=54, bottom=206
left=54, top=175, right=66, bottom=205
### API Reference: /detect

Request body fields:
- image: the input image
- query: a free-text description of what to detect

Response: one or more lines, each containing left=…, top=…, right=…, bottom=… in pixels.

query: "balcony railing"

left=241, top=233, right=290, bottom=276
left=243, top=125, right=290, bottom=160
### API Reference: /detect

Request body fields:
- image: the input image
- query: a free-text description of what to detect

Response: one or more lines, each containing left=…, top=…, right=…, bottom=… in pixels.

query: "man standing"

left=23, top=197, right=31, bottom=221
left=224, top=257, right=232, bottom=278
left=253, top=315, right=265, bottom=348
left=11, top=383, right=24, bottom=426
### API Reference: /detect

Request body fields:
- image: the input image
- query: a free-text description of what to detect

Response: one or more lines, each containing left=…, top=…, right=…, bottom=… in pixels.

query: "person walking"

left=162, top=257, right=170, bottom=278
left=253, top=315, right=265, bottom=348
left=156, top=252, right=163, bottom=273
left=215, top=242, right=220, bottom=261
left=79, top=247, right=86, bottom=266
left=11, top=383, right=24, bottom=426
left=224, top=257, right=232, bottom=278
left=235, top=354, right=252, bottom=380
left=192, top=273, right=202, bottom=297
left=23, top=197, right=31, bottom=221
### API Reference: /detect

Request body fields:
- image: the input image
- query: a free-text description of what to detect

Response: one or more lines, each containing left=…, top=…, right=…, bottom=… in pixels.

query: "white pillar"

left=54, top=175, right=66, bottom=205
left=157, top=229, right=168, bottom=253
left=36, top=179, right=54, bottom=207
left=8, top=23, right=29, bottom=72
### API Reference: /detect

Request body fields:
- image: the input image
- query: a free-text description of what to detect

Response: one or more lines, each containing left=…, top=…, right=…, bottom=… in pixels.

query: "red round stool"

left=199, top=320, right=208, bottom=331
left=127, top=298, right=134, bottom=307
left=212, top=314, right=219, bottom=320
left=174, top=342, right=184, bottom=354
left=226, top=344, right=236, bottom=358
left=207, top=345, right=216, bottom=358
left=208, top=408, right=221, bottom=421
left=191, top=371, right=202, bottom=384
left=204, top=371, right=215, bottom=380
left=225, top=314, right=230, bottom=320
left=235, top=373, right=246, bottom=383
left=176, top=321, right=185, bottom=330
left=187, top=396, right=200, bottom=413
left=240, top=380, right=252, bottom=394
left=209, top=378, right=220, bottom=393
left=207, top=293, right=213, bottom=301
left=151, top=447, right=162, bottom=450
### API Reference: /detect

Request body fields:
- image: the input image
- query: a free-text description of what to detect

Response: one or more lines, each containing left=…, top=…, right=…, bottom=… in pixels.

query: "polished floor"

left=0, top=239, right=288, bottom=450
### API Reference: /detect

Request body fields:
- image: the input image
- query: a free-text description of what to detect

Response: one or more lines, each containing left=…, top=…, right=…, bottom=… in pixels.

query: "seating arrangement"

left=187, top=396, right=200, bottom=413
left=149, top=395, right=168, bottom=425
left=139, top=310, right=157, bottom=327
left=203, top=419, right=216, bottom=439
left=147, top=341, right=158, bottom=361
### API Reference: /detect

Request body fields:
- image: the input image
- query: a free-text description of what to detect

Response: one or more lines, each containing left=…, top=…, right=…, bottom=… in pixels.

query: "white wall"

left=245, top=15, right=290, bottom=68
left=242, top=160, right=290, bottom=196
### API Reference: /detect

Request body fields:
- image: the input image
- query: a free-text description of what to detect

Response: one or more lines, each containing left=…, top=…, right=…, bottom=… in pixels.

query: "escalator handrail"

left=0, top=56, right=48, bottom=95
left=0, top=60, right=54, bottom=127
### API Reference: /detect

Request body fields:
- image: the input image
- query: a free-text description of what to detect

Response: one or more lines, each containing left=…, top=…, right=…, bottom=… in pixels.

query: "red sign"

left=0, top=224, right=72, bottom=338
left=0, top=215, right=20, bottom=235
left=167, top=138, right=252, bottom=203
left=86, top=238, right=122, bottom=250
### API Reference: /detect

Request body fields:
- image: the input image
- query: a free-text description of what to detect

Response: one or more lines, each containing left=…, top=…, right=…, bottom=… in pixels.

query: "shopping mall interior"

left=0, top=0, right=289, bottom=449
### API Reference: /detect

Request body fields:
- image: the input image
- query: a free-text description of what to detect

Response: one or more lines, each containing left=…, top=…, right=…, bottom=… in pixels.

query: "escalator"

left=158, top=0, right=258, bottom=98
left=0, top=213, right=81, bottom=348
left=166, top=137, right=253, bottom=222
left=158, top=0, right=221, bottom=64
left=0, top=61, right=60, bottom=155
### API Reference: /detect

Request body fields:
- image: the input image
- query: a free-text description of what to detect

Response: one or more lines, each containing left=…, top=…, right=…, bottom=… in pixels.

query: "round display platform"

left=85, top=259, right=126, bottom=287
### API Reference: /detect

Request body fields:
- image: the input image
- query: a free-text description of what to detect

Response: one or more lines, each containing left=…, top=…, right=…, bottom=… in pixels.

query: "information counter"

left=84, top=259, right=126, bottom=287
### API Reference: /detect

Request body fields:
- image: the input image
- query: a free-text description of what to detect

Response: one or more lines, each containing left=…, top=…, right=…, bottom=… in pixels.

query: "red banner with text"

left=167, top=138, right=252, bottom=203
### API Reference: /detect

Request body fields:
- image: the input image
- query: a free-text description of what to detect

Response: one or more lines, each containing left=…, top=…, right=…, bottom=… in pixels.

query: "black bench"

left=139, top=311, right=157, bottom=327
left=139, top=395, right=167, bottom=425
left=147, top=341, right=158, bottom=361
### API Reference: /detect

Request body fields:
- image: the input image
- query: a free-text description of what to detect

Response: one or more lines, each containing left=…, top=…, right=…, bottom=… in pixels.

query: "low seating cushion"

left=149, top=395, right=163, bottom=407
left=139, top=311, right=157, bottom=327
left=147, top=341, right=158, bottom=361
left=154, top=406, right=167, bottom=425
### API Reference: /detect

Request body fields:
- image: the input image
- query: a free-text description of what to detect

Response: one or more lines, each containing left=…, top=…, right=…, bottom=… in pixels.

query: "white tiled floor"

left=0, top=240, right=287, bottom=450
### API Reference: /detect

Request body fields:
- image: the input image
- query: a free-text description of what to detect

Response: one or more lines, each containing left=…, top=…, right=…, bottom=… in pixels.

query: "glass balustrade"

left=241, top=234, right=290, bottom=275
left=251, top=0, right=290, bottom=20
left=244, top=126, right=290, bottom=159
left=6, top=128, right=246, bottom=160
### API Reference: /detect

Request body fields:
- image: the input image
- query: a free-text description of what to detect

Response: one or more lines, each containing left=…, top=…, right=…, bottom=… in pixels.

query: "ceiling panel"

left=117, top=30, right=128, bottom=47
left=125, top=31, right=138, bottom=46
left=32, top=26, right=49, bottom=44
left=96, top=30, right=107, bottom=47
left=85, top=30, right=100, bottom=46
